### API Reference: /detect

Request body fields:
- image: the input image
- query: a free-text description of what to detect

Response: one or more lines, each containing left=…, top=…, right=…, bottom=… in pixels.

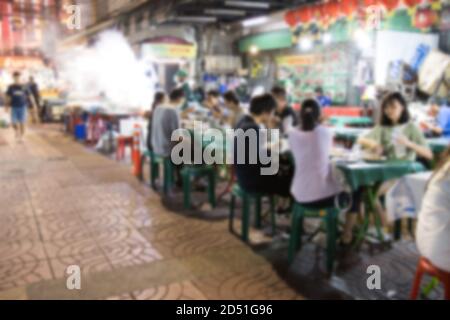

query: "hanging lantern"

left=311, top=3, right=324, bottom=21
left=298, top=6, right=313, bottom=24
left=363, top=0, right=380, bottom=6
left=404, top=0, right=422, bottom=8
left=380, top=0, right=400, bottom=12
left=327, top=1, right=340, bottom=20
left=340, top=0, right=359, bottom=17
left=285, top=10, right=298, bottom=27
left=413, top=7, right=438, bottom=29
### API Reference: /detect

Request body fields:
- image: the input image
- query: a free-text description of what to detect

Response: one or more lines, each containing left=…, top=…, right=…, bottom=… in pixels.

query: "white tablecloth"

left=385, top=171, right=432, bottom=222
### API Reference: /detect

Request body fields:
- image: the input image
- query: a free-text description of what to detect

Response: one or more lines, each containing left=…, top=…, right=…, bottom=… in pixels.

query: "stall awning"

left=239, top=29, right=292, bottom=53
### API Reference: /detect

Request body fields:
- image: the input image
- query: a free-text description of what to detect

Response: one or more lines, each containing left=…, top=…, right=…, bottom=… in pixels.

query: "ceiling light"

left=249, top=45, right=259, bottom=55
left=175, top=16, right=217, bottom=23
left=299, top=37, right=313, bottom=51
left=242, top=16, right=268, bottom=28
left=204, top=9, right=246, bottom=16
left=225, top=1, right=270, bottom=9
left=323, top=33, right=332, bottom=44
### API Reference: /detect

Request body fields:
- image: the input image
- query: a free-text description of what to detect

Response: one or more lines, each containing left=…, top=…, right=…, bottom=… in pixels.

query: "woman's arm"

left=357, top=137, right=384, bottom=156
left=396, top=135, right=433, bottom=160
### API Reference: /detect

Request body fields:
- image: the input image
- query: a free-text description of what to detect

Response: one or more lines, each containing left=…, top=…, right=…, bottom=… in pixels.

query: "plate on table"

left=363, top=156, right=387, bottom=163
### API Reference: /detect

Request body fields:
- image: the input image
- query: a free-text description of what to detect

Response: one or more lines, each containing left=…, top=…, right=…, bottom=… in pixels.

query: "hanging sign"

left=142, top=43, right=197, bottom=59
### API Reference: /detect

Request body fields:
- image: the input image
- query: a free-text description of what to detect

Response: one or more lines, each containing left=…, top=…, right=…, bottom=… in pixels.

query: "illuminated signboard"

left=142, top=43, right=197, bottom=59
left=0, top=56, right=44, bottom=69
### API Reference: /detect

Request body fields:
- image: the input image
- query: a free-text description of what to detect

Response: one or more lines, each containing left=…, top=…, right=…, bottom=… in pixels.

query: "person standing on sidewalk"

left=5, top=71, right=37, bottom=142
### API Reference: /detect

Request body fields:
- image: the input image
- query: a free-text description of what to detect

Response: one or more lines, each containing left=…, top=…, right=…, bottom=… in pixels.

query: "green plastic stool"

left=229, top=184, right=276, bottom=243
left=142, top=150, right=174, bottom=195
left=181, top=165, right=216, bottom=209
left=288, top=202, right=339, bottom=274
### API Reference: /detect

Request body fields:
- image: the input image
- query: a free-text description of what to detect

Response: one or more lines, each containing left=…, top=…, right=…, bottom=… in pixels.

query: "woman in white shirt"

left=416, top=148, right=450, bottom=272
left=288, top=99, right=361, bottom=246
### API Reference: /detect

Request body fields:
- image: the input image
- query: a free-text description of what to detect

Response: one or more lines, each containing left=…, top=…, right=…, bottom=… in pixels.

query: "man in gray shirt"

left=151, top=88, right=185, bottom=157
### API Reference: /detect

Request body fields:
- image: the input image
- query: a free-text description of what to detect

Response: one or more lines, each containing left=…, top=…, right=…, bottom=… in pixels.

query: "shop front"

left=141, top=38, right=197, bottom=93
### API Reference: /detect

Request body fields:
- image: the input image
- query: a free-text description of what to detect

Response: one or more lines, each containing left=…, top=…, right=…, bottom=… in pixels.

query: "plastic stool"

left=288, top=202, right=339, bottom=274
left=116, top=136, right=134, bottom=161
left=181, top=165, right=216, bottom=209
left=229, top=184, right=276, bottom=243
left=410, top=257, right=450, bottom=300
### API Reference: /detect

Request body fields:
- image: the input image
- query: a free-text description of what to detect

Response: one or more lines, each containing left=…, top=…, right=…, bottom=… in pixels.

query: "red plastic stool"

left=410, top=257, right=450, bottom=300
left=116, top=136, right=134, bottom=161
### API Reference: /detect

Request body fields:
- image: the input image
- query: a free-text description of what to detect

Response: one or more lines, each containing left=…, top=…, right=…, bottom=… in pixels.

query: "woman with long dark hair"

left=416, top=146, right=450, bottom=273
left=358, top=92, right=432, bottom=161
left=358, top=92, right=433, bottom=230
left=288, top=99, right=361, bottom=247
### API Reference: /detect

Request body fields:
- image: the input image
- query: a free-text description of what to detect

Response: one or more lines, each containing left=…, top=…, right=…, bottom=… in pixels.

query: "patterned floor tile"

left=49, top=254, right=113, bottom=279
left=0, top=259, right=53, bottom=292
left=0, top=240, right=47, bottom=263
left=0, top=216, right=40, bottom=242
left=191, top=266, right=300, bottom=300
left=132, top=281, right=208, bottom=300
left=43, top=237, right=101, bottom=259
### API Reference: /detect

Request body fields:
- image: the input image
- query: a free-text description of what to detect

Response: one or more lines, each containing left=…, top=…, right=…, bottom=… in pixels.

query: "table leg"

left=353, top=186, right=385, bottom=249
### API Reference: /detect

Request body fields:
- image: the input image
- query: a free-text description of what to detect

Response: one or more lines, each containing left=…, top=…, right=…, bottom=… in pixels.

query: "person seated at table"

left=289, top=98, right=361, bottom=248
left=358, top=92, right=433, bottom=161
left=234, top=94, right=292, bottom=197
left=147, top=91, right=166, bottom=153
left=223, top=90, right=245, bottom=129
left=416, top=146, right=450, bottom=273
left=271, top=86, right=298, bottom=135
left=357, top=92, right=433, bottom=228
left=421, top=100, right=450, bottom=138
left=315, top=86, right=332, bottom=108
left=151, top=88, right=185, bottom=189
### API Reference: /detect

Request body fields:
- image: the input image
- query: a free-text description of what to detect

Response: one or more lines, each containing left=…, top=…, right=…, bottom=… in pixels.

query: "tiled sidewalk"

left=0, top=125, right=302, bottom=300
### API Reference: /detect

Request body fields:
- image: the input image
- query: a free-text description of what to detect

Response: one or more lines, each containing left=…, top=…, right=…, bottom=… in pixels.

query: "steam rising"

left=57, top=30, right=156, bottom=112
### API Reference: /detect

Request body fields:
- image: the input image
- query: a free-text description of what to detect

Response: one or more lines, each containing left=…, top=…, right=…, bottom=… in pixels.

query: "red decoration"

left=299, top=7, right=313, bottom=23
left=340, top=0, right=359, bottom=17
left=326, top=1, right=340, bottom=19
left=285, top=11, right=297, bottom=27
left=363, top=0, right=380, bottom=6
left=414, top=7, right=437, bottom=29
left=380, top=0, right=400, bottom=11
left=311, top=3, right=324, bottom=20
left=404, top=0, right=422, bottom=8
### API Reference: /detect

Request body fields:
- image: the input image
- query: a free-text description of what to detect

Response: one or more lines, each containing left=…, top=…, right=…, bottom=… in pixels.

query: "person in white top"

left=288, top=99, right=361, bottom=246
left=416, top=148, right=450, bottom=272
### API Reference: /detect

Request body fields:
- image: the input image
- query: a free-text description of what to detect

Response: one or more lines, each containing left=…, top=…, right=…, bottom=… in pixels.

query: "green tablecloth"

left=427, top=137, right=450, bottom=154
left=328, top=116, right=373, bottom=128
left=336, top=161, right=426, bottom=191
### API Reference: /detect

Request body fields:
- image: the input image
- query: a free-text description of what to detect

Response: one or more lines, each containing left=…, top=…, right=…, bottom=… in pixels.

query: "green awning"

left=239, top=29, right=293, bottom=53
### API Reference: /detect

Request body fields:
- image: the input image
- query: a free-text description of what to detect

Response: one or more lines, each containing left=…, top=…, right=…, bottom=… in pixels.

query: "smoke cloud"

left=56, top=30, right=156, bottom=112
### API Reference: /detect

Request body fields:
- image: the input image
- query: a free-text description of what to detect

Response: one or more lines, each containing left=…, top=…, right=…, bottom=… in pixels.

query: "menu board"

left=276, top=43, right=355, bottom=104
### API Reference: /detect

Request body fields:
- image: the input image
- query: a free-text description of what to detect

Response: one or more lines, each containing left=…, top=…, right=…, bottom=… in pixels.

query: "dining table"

left=328, top=116, right=374, bottom=128
left=333, top=159, right=426, bottom=247
left=427, top=137, right=450, bottom=154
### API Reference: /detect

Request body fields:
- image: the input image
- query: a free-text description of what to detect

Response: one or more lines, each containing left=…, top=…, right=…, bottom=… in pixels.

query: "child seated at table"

left=416, top=147, right=450, bottom=272
left=357, top=92, right=433, bottom=229
left=289, top=99, right=361, bottom=248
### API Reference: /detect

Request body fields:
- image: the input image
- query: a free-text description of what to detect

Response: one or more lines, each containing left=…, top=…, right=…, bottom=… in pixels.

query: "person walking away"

left=5, top=71, right=37, bottom=142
